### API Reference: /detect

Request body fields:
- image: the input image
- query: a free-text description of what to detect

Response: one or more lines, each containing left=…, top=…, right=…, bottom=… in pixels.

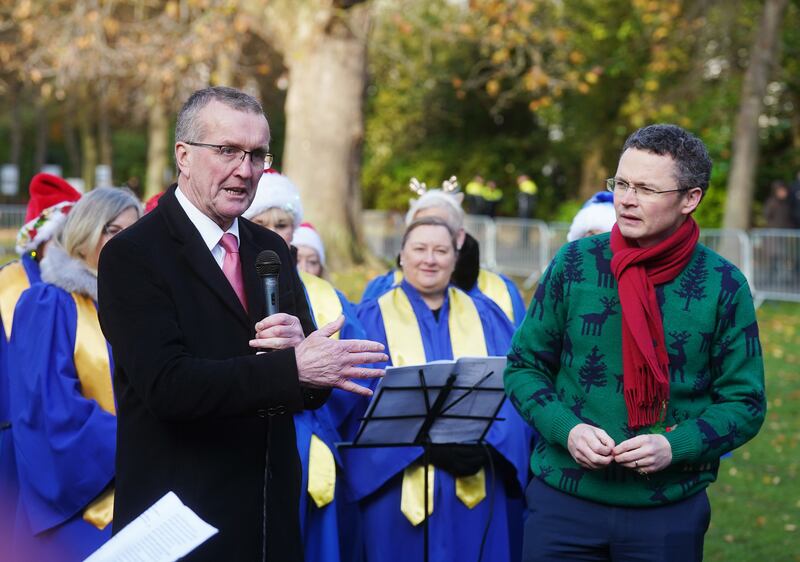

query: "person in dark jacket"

left=97, top=86, right=386, bottom=562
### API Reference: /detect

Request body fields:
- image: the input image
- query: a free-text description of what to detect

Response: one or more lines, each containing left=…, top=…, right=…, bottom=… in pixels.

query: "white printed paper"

left=84, top=491, right=217, bottom=562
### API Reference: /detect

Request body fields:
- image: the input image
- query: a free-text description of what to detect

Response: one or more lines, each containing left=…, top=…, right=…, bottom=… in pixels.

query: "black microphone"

left=255, top=250, right=281, bottom=316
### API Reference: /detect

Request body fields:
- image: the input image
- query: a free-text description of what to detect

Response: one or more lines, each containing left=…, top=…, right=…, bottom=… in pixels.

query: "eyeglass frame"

left=184, top=141, right=273, bottom=168
left=605, top=177, right=689, bottom=198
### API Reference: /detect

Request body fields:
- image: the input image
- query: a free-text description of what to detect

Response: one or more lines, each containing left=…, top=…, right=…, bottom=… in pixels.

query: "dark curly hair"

left=622, top=124, right=712, bottom=195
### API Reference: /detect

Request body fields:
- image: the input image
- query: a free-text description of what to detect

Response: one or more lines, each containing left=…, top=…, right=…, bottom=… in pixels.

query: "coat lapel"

left=160, top=186, right=253, bottom=331
left=238, top=221, right=267, bottom=328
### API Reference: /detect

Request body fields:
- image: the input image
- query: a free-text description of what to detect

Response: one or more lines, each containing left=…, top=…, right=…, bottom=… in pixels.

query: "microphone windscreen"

left=255, top=250, right=281, bottom=277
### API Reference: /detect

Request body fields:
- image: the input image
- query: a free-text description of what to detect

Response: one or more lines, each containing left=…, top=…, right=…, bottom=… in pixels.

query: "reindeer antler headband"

left=408, top=175, right=460, bottom=195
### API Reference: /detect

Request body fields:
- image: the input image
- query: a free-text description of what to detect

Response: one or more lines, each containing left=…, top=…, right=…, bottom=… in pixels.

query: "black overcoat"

left=98, top=186, right=326, bottom=561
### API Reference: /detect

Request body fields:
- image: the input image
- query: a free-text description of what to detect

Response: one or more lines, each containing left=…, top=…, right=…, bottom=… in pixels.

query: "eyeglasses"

left=185, top=141, right=273, bottom=169
left=606, top=177, right=687, bottom=200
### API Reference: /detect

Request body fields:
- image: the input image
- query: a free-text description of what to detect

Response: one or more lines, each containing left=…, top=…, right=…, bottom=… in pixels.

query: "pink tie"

left=219, top=233, right=248, bottom=312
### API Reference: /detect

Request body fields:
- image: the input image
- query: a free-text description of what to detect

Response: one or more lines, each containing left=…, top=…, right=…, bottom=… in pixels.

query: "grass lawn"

left=704, top=301, right=800, bottom=562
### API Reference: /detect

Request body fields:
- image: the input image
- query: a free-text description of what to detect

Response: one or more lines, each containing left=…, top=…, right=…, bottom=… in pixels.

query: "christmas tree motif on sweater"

left=578, top=345, right=608, bottom=393
left=558, top=467, right=585, bottom=493
left=715, top=261, right=741, bottom=307
left=562, top=327, right=574, bottom=367
left=563, top=241, right=585, bottom=295
left=588, top=238, right=614, bottom=288
left=667, top=331, right=691, bottom=383
left=530, top=265, right=552, bottom=321
left=744, top=321, right=762, bottom=357
left=674, top=250, right=708, bottom=311
left=743, top=389, right=766, bottom=416
left=580, top=297, right=618, bottom=336
left=535, top=439, right=548, bottom=455
left=697, top=419, right=740, bottom=454
left=549, top=270, right=565, bottom=312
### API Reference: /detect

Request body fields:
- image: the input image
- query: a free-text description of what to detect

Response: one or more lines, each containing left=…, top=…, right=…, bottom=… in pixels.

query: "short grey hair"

left=175, top=86, right=266, bottom=143
left=401, top=216, right=459, bottom=253
left=60, top=187, right=141, bottom=263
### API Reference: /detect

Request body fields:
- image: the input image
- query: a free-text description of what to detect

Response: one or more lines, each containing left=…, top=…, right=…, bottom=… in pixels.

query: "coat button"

left=257, top=409, right=267, bottom=418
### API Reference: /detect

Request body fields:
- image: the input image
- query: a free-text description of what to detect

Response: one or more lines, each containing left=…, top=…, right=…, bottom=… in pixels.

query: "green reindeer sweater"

left=504, top=233, right=766, bottom=506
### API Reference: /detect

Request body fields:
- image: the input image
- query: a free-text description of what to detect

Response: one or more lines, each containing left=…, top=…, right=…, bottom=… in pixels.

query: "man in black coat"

left=98, top=86, right=386, bottom=561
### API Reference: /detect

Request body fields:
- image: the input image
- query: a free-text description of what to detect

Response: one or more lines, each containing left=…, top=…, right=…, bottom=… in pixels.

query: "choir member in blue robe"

left=360, top=182, right=526, bottom=327
left=0, top=174, right=82, bottom=552
left=8, top=187, right=140, bottom=561
left=245, top=181, right=366, bottom=562
left=346, top=217, right=531, bottom=562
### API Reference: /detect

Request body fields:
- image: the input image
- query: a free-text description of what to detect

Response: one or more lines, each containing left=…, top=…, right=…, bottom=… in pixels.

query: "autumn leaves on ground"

left=704, top=302, right=800, bottom=562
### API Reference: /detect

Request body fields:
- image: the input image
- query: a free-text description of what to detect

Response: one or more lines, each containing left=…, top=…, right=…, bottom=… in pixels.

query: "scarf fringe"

left=625, top=363, right=669, bottom=429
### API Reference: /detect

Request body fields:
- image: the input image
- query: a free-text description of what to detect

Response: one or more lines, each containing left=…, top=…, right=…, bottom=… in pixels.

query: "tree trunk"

left=79, top=104, right=98, bottom=191
left=98, top=93, right=113, bottom=167
left=282, top=4, right=371, bottom=269
left=34, top=97, right=48, bottom=173
left=9, top=84, right=23, bottom=175
left=578, top=140, right=608, bottom=202
left=145, top=94, right=169, bottom=199
left=63, top=101, right=82, bottom=179
left=723, top=0, right=788, bottom=230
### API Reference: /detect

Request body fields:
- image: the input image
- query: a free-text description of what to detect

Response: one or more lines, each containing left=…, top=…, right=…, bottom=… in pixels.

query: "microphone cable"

left=476, top=442, right=496, bottom=562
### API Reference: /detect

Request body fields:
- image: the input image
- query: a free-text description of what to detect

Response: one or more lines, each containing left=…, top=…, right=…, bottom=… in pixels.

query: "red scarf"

left=610, top=217, right=699, bottom=428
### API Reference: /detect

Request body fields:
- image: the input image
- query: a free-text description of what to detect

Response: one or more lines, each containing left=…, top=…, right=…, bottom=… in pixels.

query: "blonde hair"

left=60, top=187, right=141, bottom=263
left=252, top=207, right=293, bottom=229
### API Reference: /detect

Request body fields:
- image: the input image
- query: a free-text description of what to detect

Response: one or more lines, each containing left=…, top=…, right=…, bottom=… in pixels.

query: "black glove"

left=426, top=444, right=488, bottom=477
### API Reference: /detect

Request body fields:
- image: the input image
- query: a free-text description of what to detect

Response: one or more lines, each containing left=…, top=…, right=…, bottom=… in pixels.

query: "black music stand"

left=344, top=356, right=508, bottom=562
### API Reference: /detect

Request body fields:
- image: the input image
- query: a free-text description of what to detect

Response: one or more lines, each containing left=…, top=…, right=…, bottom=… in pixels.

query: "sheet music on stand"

left=353, top=356, right=507, bottom=446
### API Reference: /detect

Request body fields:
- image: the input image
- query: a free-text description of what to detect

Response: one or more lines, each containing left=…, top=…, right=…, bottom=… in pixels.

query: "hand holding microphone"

left=248, top=249, right=386, bottom=395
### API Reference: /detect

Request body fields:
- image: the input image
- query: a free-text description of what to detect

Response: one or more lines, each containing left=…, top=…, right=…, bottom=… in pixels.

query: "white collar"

left=175, top=186, right=241, bottom=251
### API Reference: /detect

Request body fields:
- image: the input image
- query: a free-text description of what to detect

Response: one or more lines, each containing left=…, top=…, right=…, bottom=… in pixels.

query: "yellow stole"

left=298, top=270, right=341, bottom=507
left=377, top=286, right=488, bottom=524
left=0, top=261, right=30, bottom=339
left=477, top=269, right=514, bottom=324
left=388, top=268, right=514, bottom=324
left=299, top=270, right=342, bottom=340
left=71, top=293, right=116, bottom=530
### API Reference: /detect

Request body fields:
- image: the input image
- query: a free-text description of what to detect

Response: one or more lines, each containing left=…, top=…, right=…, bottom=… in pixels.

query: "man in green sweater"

left=505, top=124, right=766, bottom=561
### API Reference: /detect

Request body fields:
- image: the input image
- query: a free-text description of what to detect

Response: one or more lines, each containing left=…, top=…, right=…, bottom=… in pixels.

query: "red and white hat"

left=16, top=173, right=82, bottom=255
left=292, top=222, right=325, bottom=267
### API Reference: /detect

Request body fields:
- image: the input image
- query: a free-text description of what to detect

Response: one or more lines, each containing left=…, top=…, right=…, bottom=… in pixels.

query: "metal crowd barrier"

left=4, top=206, right=799, bottom=304
left=361, top=211, right=799, bottom=304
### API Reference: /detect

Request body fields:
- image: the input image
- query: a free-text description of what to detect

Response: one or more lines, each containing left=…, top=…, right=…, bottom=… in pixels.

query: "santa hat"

left=567, top=191, right=617, bottom=242
left=243, top=169, right=303, bottom=225
left=16, top=173, right=82, bottom=255
left=144, top=192, right=164, bottom=214
left=292, top=222, right=325, bottom=267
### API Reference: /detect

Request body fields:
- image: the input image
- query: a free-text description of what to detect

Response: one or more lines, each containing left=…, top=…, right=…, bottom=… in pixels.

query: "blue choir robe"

left=8, top=283, right=116, bottom=561
left=297, top=271, right=369, bottom=562
left=344, top=280, right=531, bottom=562
left=0, top=254, right=43, bottom=548
left=360, top=268, right=527, bottom=328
